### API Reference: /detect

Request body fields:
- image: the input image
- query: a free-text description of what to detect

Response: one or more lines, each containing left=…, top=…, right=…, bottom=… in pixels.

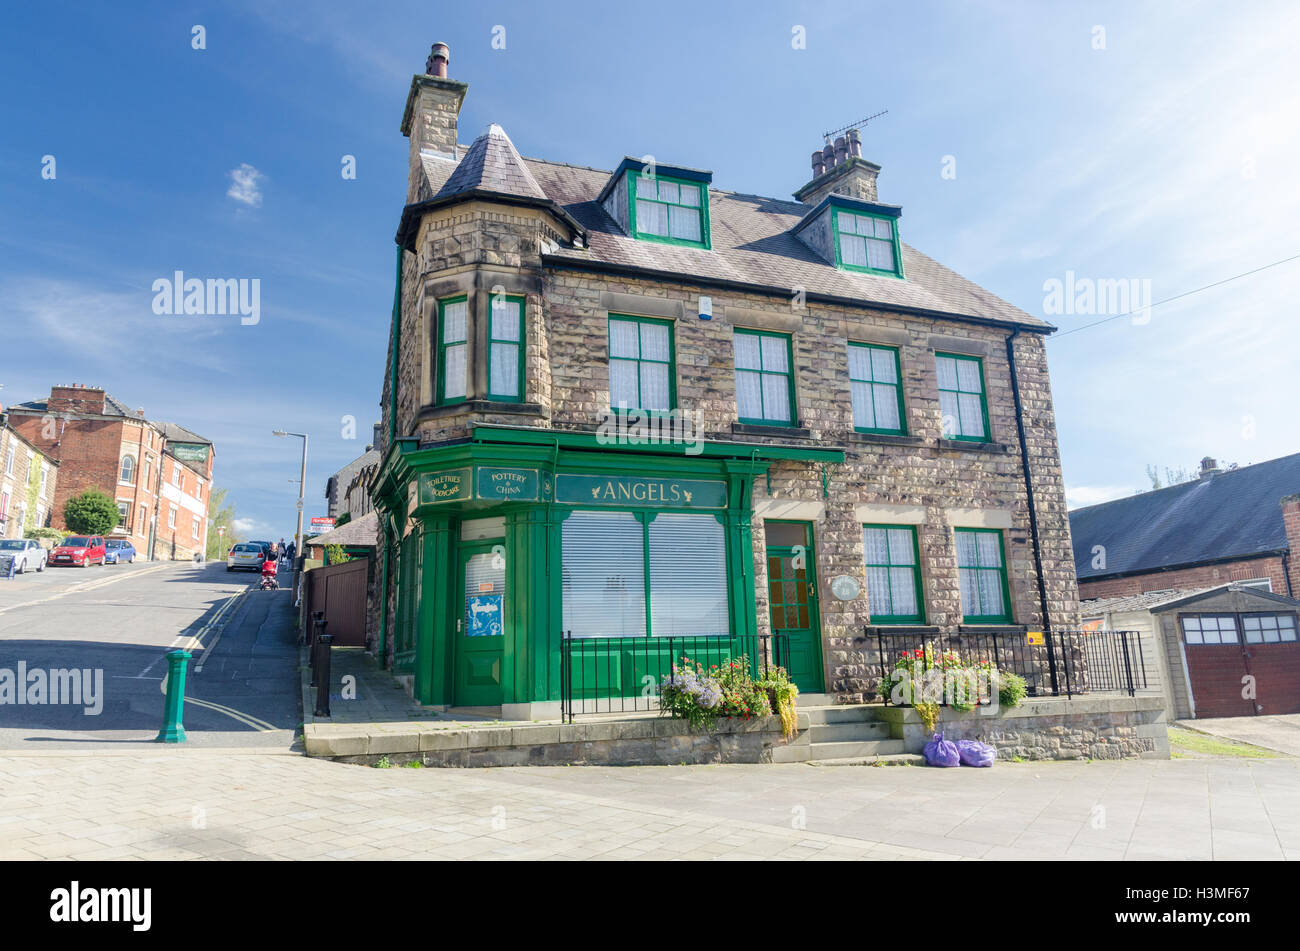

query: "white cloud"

left=226, top=163, right=265, bottom=207
left=1066, top=485, right=1138, bottom=509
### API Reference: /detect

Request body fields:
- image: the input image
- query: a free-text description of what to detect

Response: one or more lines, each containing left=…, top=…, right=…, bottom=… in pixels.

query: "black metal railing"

left=559, top=632, right=791, bottom=723
left=873, top=627, right=1147, bottom=704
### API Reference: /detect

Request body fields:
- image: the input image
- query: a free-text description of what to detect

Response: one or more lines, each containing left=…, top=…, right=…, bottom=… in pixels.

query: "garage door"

left=1180, top=612, right=1300, bottom=718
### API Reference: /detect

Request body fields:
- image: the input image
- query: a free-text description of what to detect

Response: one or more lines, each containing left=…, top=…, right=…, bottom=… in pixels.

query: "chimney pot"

left=821, top=144, right=835, bottom=169
left=1199, top=456, right=1220, bottom=479
left=811, top=150, right=825, bottom=177
left=834, top=136, right=848, bottom=166
left=427, top=42, right=450, bottom=78
left=848, top=128, right=862, bottom=158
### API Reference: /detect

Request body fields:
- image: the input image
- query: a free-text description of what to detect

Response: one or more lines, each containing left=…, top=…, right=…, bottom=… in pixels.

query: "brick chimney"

left=794, top=128, right=880, bottom=206
left=1282, top=494, right=1300, bottom=598
left=1199, top=456, right=1221, bottom=480
left=400, top=41, right=468, bottom=204
left=47, top=384, right=106, bottom=416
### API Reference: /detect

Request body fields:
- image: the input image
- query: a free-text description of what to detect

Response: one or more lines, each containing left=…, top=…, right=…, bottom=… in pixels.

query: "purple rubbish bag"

left=923, top=731, right=960, bottom=767
left=956, top=738, right=996, bottom=767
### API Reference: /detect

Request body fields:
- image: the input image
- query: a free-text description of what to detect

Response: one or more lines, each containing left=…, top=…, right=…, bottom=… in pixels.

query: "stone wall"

left=877, top=696, right=1169, bottom=761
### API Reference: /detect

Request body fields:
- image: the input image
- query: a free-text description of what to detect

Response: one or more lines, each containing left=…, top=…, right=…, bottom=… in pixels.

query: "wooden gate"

left=304, top=558, right=370, bottom=647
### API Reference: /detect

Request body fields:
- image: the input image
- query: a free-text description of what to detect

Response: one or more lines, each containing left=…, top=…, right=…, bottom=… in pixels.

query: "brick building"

left=0, top=410, right=58, bottom=540
left=6, top=385, right=215, bottom=561
left=370, top=43, right=1080, bottom=715
left=1071, top=453, right=1300, bottom=601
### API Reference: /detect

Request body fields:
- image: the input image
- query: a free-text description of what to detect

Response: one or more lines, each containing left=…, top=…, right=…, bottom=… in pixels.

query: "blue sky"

left=2, top=1, right=1297, bottom=538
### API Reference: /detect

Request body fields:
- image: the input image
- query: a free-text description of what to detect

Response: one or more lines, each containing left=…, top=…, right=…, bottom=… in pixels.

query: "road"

left=0, top=560, right=300, bottom=749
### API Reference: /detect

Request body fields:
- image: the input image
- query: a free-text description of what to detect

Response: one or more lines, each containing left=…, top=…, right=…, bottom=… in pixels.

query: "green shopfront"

left=371, top=425, right=842, bottom=717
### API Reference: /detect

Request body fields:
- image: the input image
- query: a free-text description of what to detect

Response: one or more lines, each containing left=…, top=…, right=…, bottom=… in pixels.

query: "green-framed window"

left=437, top=295, right=468, bottom=405
left=561, top=509, right=730, bottom=638
left=833, top=208, right=901, bottom=277
left=609, top=315, right=675, bottom=412
left=630, top=173, right=710, bottom=248
left=488, top=294, right=525, bottom=401
left=734, top=329, right=795, bottom=425
left=955, top=528, right=1011, bottom=624
left=863, top=524, right=924, bottom=623
left=848, top=343, right=904, bottom=434
left=935, top=352, right=989, bottom=442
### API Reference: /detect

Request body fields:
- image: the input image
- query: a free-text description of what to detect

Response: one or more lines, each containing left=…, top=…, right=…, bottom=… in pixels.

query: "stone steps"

left=807, top=752, right=925, bottom=767
left=807, top=721, right=892, bottom=743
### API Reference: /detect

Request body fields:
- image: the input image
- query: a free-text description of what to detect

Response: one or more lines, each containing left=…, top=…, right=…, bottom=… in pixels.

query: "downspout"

left=1006, top=330, right=1060, bottom=693
left=1283, top=550, right=1294, bottom=599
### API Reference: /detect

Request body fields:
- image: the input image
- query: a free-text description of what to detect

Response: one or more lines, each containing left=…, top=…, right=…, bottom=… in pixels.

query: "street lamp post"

left=272, top=430, right=309, bottom=555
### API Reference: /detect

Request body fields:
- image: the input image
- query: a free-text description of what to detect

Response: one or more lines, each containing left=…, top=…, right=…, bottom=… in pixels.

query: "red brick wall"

left=1283, top=496, right=1300, bottom=598
left=9, top=413, right=123, bottom=532
left=1079, top=555, right=1290, bottom=601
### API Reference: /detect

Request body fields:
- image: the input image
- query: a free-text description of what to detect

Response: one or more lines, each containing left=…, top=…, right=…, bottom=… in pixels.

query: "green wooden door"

left=764, top=521, right=825, bottom=693
left=455, top=542, right=506, bottom=706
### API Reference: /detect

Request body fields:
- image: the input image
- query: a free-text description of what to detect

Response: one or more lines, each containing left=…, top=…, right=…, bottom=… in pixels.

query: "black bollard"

left=314, top=632, right=333, bottom=718
left=309, top=613, right=326, bottom=686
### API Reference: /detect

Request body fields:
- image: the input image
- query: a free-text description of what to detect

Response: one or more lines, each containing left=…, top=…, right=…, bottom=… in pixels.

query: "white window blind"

left=648, top=514, right=729, bottom=636
left=562, top=511, right=645, bottom=638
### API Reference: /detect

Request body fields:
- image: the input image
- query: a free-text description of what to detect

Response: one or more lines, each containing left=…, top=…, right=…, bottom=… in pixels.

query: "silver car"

left=0, top=539, right=48, bottom=575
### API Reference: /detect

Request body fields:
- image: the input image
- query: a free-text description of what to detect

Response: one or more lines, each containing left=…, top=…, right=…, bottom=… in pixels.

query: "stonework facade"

left=370, top=46, right=1081, bottom=712
left=0, top=418, right=58, bottom=540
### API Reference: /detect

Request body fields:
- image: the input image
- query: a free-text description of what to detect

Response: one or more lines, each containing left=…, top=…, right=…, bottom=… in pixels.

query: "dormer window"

left=598, top=159, right=713, bottom=249
left=834, top=209, right=900, bottom=276
left=632, top=175, right=706, bottom=246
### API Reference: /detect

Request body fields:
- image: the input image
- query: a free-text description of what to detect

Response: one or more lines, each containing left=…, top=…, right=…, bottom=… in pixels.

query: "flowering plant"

left=660, top=655, right=772, bottom=731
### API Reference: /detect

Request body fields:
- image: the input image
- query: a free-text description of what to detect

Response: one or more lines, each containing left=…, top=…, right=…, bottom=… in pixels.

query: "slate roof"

left=416, top=137, right=1051, bottom=330
left=304, top=510, right=378, bottom=549
left=1081, top=589, right=1210, bottom=616
left=8, top=395, right=212, bottom=445
left=1070, top=452, right=1300, bottom=580
left=433, top=124, right=547, bottom=201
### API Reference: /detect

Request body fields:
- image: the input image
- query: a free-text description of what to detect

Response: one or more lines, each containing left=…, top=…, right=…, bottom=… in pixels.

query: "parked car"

left=0, top=539, right=47, bottom=574
left=227, top=542, right=265, bottom=572
left=49, top=535, right=107, bottom=567
left=104, top=539, right=137, bottom=564
left=249, top=540, right=274, bottom=559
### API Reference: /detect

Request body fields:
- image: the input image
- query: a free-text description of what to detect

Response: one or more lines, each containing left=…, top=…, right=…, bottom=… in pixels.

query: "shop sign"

left=419, top=468, right=472, bottom=505
left=170, top=442, right=210, bottom=464
left=556, top=474, right=726, bottom=509
left=475, top=467, right=539, bottom=502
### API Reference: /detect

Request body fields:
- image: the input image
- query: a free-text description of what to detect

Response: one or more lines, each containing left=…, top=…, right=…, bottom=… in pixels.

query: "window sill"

left=417, top=401, right=546, bottom=423
left=957, top=624, right=1026, bottom=634
left=732, top=422, right=811, bottom=439
left=937, top=438, right=1009, bottom=454
left=864, top=625, right=941, bottom=635
left=846, top=432, right=924, bottom=449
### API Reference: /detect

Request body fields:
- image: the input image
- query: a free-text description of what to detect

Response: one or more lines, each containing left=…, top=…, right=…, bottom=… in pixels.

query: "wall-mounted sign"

left=475, top=467, right=540, bottom=502
left=466, top=594, right=502, bottom=637
left=556, top=474, right=727, bottom=509
left=310, top=516, right=335, bottom=532
left=419, top=468, right=472, bottom=505
left=829, top=574, right=861, bottom=601
left=170, top=442, right=210, bottom=464
left=1026, top=631, right=1044, bottom=645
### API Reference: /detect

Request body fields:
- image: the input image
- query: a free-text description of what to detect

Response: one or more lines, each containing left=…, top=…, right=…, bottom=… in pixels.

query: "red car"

left=50, top=535, right=107, bottom=567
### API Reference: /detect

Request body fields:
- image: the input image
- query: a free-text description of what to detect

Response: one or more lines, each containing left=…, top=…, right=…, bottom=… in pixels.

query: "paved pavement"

left=0, top=560, right=300, bottom=749
left=1180, top=715, right=1300, bottom=757
left=0, top=751, right=1297, bottom=860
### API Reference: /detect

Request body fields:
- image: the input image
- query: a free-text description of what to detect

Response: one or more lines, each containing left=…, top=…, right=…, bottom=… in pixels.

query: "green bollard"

left=156, top=650, right=192, bottom=743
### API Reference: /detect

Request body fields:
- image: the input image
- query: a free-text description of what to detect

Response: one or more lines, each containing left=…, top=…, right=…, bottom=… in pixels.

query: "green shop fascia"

left=370, top=424, right=843, bottom=717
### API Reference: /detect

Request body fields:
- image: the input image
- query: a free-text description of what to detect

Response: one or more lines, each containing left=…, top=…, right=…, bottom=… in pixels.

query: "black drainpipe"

left=1006, top=330, right=1060, bottom=693
left=1283, top=550, right=1294, bottom=599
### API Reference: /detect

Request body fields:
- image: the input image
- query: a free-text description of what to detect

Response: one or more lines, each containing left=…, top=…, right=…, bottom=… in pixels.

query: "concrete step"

left=807, top=721, right=892, bottom=743
left=807, top=753, right=925, bottom=767
left=801, top=704, right=886, bottom=726
left=770, top=743, right=812, bottom=764
left=796, top=693, right=834, bottom=707
left=807, top=739, right=905, bottom=759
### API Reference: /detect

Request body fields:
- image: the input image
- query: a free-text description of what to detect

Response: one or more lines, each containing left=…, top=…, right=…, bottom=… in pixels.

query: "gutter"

left=1006, top=329, right=1060, bottom=692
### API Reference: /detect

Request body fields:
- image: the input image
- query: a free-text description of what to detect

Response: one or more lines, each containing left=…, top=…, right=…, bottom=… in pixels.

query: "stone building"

left=6, top=385, right=215, bottom=561
left=325, top=425, right=382, bottom=523
left=0, top=408, right=58, bottom=539
left=1071, top=453, right=1300, bottom=601
left=371, top=43, right=1081, bottom=715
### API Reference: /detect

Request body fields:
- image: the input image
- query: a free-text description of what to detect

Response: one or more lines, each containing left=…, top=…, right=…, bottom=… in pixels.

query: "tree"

left=64, top=489, right=119, bottom=535
left=205, top=486, right=242, bottom=560
left=334, top=512, right=352, bottom=528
